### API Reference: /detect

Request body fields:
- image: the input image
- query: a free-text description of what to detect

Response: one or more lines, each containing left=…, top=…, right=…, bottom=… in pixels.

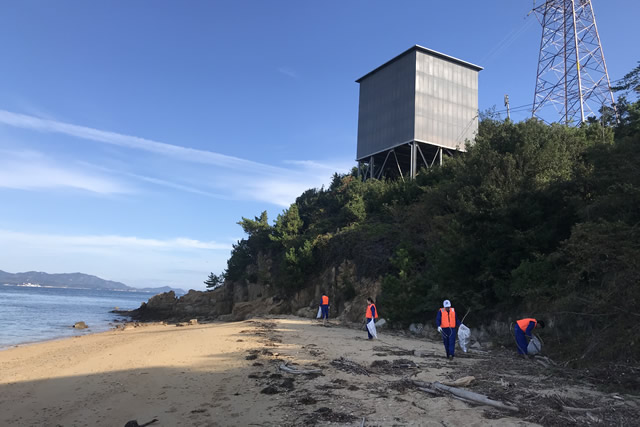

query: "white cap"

left=443, top=299, right=451, bottom=308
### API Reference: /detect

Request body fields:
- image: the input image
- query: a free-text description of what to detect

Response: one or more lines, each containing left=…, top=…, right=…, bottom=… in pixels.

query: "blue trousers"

left=367, top=318, right=374, bottom=339
left=514, top=325, right=529, bottom=354
left=321, top=304, right=329, bottom=319
left=441, top=327, right=456, bottom=357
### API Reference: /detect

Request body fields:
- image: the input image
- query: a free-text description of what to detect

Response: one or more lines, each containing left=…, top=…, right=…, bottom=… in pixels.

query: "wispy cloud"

left=80, top=161, right=229, bottom=199
left=0, top=109, right=354, bottom=206
left=283, top=159, right=355, bottom=174
left=277, top=67, right=299, bottom=79
left=0, top=109, right=282, bottom=174
left=0, top=149, right=129, bottom=194
left=0, top=229, right=231, bottom=251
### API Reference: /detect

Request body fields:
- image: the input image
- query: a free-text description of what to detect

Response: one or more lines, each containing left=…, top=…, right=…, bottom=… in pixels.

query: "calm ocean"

left=0, top=285, right=153, bottom=349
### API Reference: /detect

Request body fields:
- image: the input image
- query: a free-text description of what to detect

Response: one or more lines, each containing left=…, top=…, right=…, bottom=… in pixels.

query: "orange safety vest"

left=517, top=318, right=537, bottom=332
left=366, top=303, right=378, bottom=319
left=439, top=308, right=456, bottom=328
left=322, top=295, right=329, bottom=305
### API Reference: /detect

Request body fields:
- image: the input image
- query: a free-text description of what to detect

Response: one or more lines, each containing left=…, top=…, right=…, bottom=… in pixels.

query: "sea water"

left=0, top=285, right=153, bottom=349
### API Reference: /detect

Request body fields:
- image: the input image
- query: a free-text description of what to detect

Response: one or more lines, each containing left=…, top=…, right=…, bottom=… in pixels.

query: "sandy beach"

left=0, top=317, right=636, bottom=426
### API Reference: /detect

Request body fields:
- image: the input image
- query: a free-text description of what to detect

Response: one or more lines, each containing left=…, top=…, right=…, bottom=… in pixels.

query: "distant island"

left=0, top=270, right=186, bottom=295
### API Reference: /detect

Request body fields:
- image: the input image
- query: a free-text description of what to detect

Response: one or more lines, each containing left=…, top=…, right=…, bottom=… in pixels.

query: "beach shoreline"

left=1, top=316, right=635, bottom=426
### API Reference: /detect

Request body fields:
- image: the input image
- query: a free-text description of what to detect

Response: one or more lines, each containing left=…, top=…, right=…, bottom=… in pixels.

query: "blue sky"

left=1, top=1, right=638, bottom=291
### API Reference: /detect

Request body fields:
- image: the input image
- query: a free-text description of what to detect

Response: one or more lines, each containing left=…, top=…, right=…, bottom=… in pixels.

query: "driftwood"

left=562, top=404, right=624, bottom=413
left=278, top=363, right=322, bottom=375
left=412, top=380, right=518, bottom=412
left=534, top=355, right=557, bottom=366
left=441, top=376, right=476, bottom=387
left=416, top=387, right=440, bottom=396
left=534, top=358, right=550, bottom=368
left=432, top=382, right=519, bottom=412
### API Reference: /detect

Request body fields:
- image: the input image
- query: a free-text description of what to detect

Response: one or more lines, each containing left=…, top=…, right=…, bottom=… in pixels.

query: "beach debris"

left=280, top=377, right=295, bottom=390
left=278, top=362, right=322, bottom=375
left=409, top=323, right=424, bottom=335
left=298, top=395, right=317, bottom=405
left=412, top=380, right=519, bottom=412
left=550, top=394, right=625, bottom=414
left=188, top=318, right=198, bottom=325
left=246, top=354, right=258, bottom=360
left=305, top=407, right=359, bottom=424
left=73, top=321, right=88, bottom=329
left=330, top=357, right=370, bottom=376
left=260, top=385, right=279, bottom=394
left=413, top=349, right=439, bottom=358
left=441, top=375, right=476, bottom=387
left=373, top=345, right=413, bottom=356
left=124, top=419, right=158, bottom=427
left=315, top=379, right=349, bottom=391
left=369, top=358, right=418, bottom=374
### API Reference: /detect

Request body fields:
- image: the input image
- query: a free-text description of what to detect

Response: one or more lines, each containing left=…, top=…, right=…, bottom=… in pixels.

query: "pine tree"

left=204, top=272, right=222, bottom=290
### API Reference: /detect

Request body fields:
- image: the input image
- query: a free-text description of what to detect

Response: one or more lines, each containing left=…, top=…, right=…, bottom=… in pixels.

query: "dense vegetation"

left=218, top=64, right=640, bottom=364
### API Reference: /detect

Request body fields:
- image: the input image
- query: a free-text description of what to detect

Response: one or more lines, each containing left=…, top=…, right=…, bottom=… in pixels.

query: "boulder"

left=375, top=318, right=387, bottom=328
left=188, top=318, right=198, bottom=325
left=409, top=323, right=424, bottom=335
left=296, top=307, right=317, bottom=318
left=73, top=321, right=88, bottom=329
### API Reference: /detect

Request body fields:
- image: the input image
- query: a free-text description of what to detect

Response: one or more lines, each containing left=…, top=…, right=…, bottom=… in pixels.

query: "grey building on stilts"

left=356, top=45, right=482, bottom=180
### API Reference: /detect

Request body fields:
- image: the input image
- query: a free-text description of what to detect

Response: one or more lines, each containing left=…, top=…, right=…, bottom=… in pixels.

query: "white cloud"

left=0, top=229, right=231, bottom=251
left=0, top=229, right=233, bottom=290
left=80, top=161, right=229, bottom=199
left=0, top=109, right=282, bottom=174
left=0, top=149, right=129, bottom=194
left=283, top=159, right=355, bottom=174
left=277, top=67, right=299, bottom=79
left=0, top=109, right=354, bottom=206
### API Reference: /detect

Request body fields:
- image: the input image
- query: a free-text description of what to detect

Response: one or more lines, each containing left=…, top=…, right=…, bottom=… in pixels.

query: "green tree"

left=271, top=204, right=303, bottom=245
left=204, top=272, right=223, bottom=290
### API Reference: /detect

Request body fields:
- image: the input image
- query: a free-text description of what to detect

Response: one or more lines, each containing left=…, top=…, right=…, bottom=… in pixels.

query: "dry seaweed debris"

left=330, top=357, right=370, bottom=376
left=369, top=358, right=419, bottom=374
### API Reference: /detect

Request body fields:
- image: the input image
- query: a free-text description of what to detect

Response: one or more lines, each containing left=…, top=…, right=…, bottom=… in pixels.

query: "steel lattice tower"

left=531, top=0, right=616, bottom=125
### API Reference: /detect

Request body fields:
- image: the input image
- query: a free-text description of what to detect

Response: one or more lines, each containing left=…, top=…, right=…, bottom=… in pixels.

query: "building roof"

left=356, top=45, right=483, bottom=83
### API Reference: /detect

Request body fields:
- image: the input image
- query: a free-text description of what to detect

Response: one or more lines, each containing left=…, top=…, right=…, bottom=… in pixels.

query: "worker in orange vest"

left=514, top=318, right=545, bottom=357
left=436, top=299, right=457, bottom=360
left=320, top=294, right=330, bottom=326
left=365, top=297, right=378, bottom=339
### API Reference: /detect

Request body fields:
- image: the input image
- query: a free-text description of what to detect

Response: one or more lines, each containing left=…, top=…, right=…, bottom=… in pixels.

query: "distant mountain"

left=0, top=270, right=186, bottom=295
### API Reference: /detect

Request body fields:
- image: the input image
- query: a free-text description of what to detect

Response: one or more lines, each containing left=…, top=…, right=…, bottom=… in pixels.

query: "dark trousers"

left=441, top=327, right=456, bottom=357
left=321, top=304, right=329, bottom=319
left=515, top=325, right=529, bottom=354
left=367, top=318, right=374, bottom=339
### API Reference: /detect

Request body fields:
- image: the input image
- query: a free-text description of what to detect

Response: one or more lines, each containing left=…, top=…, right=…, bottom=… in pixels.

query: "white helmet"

left=443, top=299, right=451, bottom=308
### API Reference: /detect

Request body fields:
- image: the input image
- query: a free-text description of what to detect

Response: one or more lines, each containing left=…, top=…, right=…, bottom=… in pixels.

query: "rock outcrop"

left=127, top=259, right=382, bottom=323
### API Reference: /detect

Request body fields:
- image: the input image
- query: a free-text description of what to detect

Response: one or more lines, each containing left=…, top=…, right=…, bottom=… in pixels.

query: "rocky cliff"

left=128, top=259, right=381, bottom=323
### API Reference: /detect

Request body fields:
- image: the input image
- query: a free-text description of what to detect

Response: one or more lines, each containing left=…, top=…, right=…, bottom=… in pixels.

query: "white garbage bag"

left=316, top=306, right=322, bottom=319
left=457, top=323, right=470, bottom=353
left=366, top=320, right=378, bottom=339
left=527, top=336, right=542, bottom=355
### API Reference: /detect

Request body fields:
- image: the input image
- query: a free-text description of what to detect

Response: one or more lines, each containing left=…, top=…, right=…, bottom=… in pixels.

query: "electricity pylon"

left=531, top=0, right=616, bottom=125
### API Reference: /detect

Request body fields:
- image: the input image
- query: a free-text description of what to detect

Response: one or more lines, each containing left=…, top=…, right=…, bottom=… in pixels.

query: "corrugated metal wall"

left=356, top=51, right=416, bottom=161
left=415, top=51, right=478, bottom=151
left=356, top=47, right=479, bottom=160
